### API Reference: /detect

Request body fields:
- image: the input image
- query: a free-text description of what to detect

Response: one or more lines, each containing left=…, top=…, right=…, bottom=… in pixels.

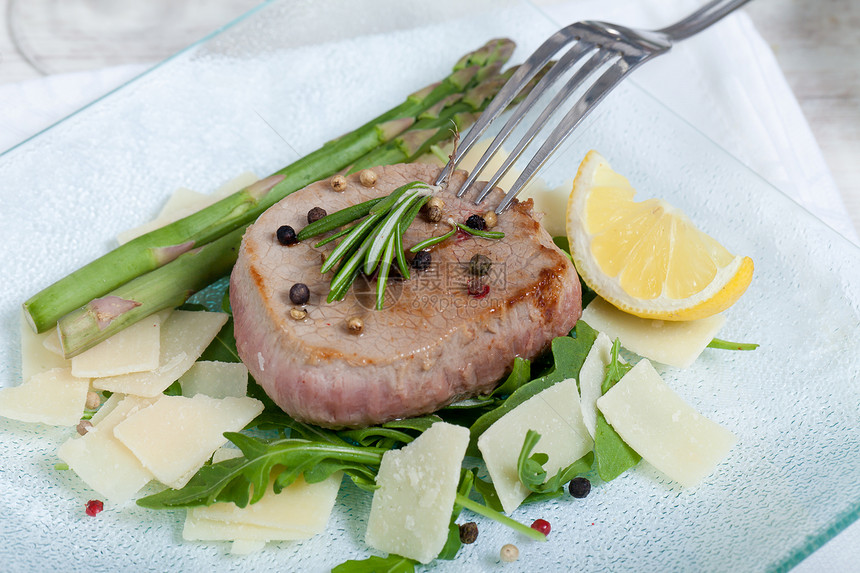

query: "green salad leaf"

left=552, top=236, right=597, bottom=307
left=340, top=415, right=442, bottom=449
left=437, top=469, right=477, bottom=560
left=331, top=554, right=417, bottom=573
left=467, top=322, right=598, bottom=452
left=199, top=318, right=241, bottom=363
left=484, top=356, right=531, bottom=399
left=473, top=475, right=504, bottom=512
left=708, top=337, right=760, bottom=351
left=137, top=433, right=385, bottom=510
left=593, top=339, right=640, bottom=481
left=517, top=429, right=594, bottom=494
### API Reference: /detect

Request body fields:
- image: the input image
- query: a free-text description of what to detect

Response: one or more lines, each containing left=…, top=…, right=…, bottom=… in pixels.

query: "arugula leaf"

left=162, top=380, right=183, bottom=396
left=707, top=337, right=760, bottom=351
left=220, top=285, right=232, bottom=314
left=331, top=554, right=417, bottom=573
left=600, top=339, right=632, bottom=394
left=177, top=302, right=208, bottom=312
left=199, top=318, right=241, bottom=363
left=483, top=357, right=531, bottom=399
left=468, top=323, right=598, bottom=452
left=516, top=430, right=594, bottom=494
left=473, top=475, right=504, bottom=512
left=437, top=358, right=532, bottom=428
left=339, top=415, right=442, bottom=448
left=437, top=469, right=476, bottom=561
left=137, top=433, right=385, bottom=509
left=552, top=236, right=597, bottom=307
left=593, top=339, right=640, bottom=481
left=552, top=235, right=573, bottom=259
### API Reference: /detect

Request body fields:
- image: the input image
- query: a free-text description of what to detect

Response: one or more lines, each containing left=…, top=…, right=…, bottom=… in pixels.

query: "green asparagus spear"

left=52, top=52, right=554, bottom=356
left=24, top=39, right=515, bottom=334
left=58, top=227, right=245, bottom=356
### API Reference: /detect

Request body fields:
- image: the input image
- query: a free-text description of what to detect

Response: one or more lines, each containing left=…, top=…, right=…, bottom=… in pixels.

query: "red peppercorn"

left=531, top=518, right=551, bottom=536
left=85, top=499, right=104, bottom=517
left=468, top=277, right=490, bottom=298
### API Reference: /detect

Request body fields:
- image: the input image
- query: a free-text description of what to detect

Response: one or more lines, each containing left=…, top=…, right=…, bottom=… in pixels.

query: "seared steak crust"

left=230, top=163, right=581, bottom=427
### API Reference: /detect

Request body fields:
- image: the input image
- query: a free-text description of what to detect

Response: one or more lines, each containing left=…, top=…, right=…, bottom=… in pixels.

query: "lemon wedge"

left=566, top=150, right=753, bottom=321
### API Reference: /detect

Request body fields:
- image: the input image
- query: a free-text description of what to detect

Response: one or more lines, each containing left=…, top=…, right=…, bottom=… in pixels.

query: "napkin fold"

left=537, top=0, right=857, bottom=243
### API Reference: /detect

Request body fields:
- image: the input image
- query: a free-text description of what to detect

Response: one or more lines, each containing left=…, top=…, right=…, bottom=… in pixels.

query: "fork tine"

left=473, top=47, right=617, bottom=205
left=434, top=26, right=581, bottom=188
left=494, top=57, right=646, bottom=214
left=455, top=41, right=596, bottom=199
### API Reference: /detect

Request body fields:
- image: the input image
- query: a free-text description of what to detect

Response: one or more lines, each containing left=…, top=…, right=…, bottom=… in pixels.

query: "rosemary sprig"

left=297, top=196, right=384, bottom=241
left=408, top=217, right=506, bottom=253
left=309, top=181, right=432, bottom=308
left=457, top=224, right=504, bottom=239
left=303, top=180, right=506, bottom=308
left=409, top=223, right=458, bottom=252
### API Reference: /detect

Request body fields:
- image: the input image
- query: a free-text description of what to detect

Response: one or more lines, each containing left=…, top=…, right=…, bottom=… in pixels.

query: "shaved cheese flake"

left=113, top=394, right=263, bottom=489
left=71, top=311, right=167, bottom=378
left=117, top=188, right=206, bottom=244
left=179, top=361, right=248, bottom=399
left=40, top=327, right=64, bottom=357
left=186, top=473, right=342, bottom=542
left=582, top=297, right=725, bottom=368
left=88, top=392, right=124, bottom=426
left=58, top=395, right=158, bottom=504
left=20, top=313, right=68, bottom=380
left=366, top=422, right=469, bottom=564
left=597, top=359, right=737, bottom=487
left=93, top=310, right=228, bottom=397
left=117, top=172, right=259, bottom=244
left=184, top=515, right=310, bottom=543
left=578, top=332, right=625, bottom=439
left=211, top=446, right=243, bottom=463
left=0, top=368, right=89, bottom=425
left=478, top=378, right=592, bottom=514
left=212, top=171, right=260, bottom=199
left=230, top=540, right=267, bottom=555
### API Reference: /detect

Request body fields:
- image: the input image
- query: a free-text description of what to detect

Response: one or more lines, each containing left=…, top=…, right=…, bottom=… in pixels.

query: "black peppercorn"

left=568, top=477, right=591, bottom=498
left=458, top=522, right=478, bottom=544
left=465, top=214, right=486, bottom=231
left=276, top=225, right=298, bottom=245
left=411, top=251, right=432, bottom=271
left=469, top=253, right=492, bottom=276
left=289, top=283, right=310, bottom=305
left=307, top=206, right=327, bottom=224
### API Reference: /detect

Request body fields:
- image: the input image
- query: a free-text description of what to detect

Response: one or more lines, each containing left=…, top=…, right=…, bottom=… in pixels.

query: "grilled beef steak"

left=230, top=163, right=581, bottom=427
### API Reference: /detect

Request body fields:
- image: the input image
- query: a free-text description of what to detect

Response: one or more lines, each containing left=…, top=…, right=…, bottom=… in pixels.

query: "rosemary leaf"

left=376, top=234, right=397, bottom=310
left=394, top=226, right=410, bottom=280
left=456, top=223, right=505, bottom=239
left=368, top=181, right=426, bottom=216
left=321, top=212, right=383, bottom=273
left=363, top=190, right=428, bottom=275
left=297, top=196, right=384, bottom=241
left=314, top=220, right=359, bottom=248
left=409, top=226, right=457, bottom=252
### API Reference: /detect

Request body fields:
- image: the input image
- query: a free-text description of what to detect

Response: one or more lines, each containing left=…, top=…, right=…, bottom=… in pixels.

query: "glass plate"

left=1, top=1, right=858, bottom=571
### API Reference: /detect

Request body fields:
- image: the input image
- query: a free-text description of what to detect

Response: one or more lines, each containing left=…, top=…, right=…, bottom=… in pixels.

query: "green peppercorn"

left=469, top=253, right=492, bottom=276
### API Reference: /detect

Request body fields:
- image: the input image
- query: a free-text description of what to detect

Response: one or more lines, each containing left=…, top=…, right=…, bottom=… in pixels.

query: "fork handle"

left=656, top=0, right=752, bottom=42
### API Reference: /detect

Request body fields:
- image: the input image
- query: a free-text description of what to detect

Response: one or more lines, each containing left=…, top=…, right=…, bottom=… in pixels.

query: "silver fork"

left=435, top=0, right=752, bottom=213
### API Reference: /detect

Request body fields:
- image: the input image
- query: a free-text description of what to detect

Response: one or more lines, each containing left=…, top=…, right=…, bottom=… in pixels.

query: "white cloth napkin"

left=0, top=0, right=857, bottom=569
